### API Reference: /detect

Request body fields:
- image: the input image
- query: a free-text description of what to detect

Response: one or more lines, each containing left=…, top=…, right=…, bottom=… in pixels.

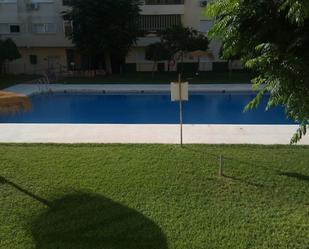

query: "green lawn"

left=0, top=75, right=41, bottom=90
left=0, top=144, right=308, bottom=249
left=62, top=71, right=254, bottom=84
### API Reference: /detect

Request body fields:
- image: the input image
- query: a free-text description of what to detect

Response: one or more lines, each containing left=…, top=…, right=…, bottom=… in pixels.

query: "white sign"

left=171, top=82, right=189, bottom=102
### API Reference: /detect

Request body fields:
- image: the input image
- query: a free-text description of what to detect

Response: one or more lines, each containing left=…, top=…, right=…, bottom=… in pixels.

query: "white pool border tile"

left=5, top=83, right=255, bottom=96
left=0, top=124, right=307, bottom=145
left=1, top=84, right=308, bottom=145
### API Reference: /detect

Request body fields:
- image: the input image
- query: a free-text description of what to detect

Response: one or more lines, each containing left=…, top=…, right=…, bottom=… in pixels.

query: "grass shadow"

left=181, top=146, right=271, bottom=188
left=30, top=192, right=168, bottom=249
left=0, top=176, right=50, bottom=206
left=279, top=172, right=309, bottom=182
left=182, top=145, right=279, bottom=174
left=0, top=176, right=6, bottom=184
left=222, top=175, right=264, bottom=188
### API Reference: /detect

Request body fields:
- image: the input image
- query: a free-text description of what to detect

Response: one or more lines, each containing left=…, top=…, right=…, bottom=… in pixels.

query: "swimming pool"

left=0, top=92, right=293, bottom=124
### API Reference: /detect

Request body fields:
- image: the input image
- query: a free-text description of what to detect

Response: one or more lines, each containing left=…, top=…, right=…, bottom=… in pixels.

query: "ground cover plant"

left=0, top=144, right=308, bottom=249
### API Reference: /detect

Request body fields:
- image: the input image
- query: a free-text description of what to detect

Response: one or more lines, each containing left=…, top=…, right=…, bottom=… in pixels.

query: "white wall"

left=183, top=0, right=201, bottom=29
left=0, top=0, right=72, bottom=48
left=141, top=4, right=184, bottom=15
left=6, top=47, right=67, bottom=74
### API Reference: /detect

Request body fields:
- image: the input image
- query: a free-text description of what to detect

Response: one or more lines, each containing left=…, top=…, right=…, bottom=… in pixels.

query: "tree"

left=159, top=26, right=210, bottom=74
left=0, top=38, right=21, bottom=74
left=218, top=45, right=240, bottom=78
left=64, top=0, right=142, bottom=74
left=145, top=42, right=172, bottom=77
left=206, top=0, right=309, bottom=143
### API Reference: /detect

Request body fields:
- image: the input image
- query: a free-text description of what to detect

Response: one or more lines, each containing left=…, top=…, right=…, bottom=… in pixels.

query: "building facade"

left=0, top=0, right=239, bottom=74
left=127, top=0, right=224, bottom=72
left=0, top=0, right=72, bottom=74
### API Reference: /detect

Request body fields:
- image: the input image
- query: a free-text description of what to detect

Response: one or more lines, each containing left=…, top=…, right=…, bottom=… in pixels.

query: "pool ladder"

left=36, top=74, right=51, bottom=93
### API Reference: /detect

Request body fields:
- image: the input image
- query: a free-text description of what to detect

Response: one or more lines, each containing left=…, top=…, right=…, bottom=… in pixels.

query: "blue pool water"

left=0, top=92, right=293, bottom=124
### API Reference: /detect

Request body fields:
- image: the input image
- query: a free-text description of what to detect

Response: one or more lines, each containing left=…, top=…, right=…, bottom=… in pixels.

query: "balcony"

left=144, top=0, right=184, bottom=4
left=141, top=0, right=184, bottom=15
left=139, top=15, right=182, bottom=33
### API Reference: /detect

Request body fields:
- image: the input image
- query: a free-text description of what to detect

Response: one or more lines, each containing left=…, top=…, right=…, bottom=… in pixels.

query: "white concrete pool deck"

left=5, top=83, right=254, bottom=95
left=0, top=124, right=308, bottom=145
left=1, top=83, right=308, bottom=145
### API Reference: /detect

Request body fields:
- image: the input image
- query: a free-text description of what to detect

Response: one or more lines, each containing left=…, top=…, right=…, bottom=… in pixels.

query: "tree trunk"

left=181, top=52, right=184, bottom=75
left=228, top=60, right=232, bottom=79
left=104, top=53, right=112, bottom=75
left=0, top=61, right=4, bottom=75
left=152, top=60, right=157, bottom=79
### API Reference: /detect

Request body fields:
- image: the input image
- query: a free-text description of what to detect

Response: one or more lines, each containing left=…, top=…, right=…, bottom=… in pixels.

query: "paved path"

left=0, top=124, right=307, bottom=145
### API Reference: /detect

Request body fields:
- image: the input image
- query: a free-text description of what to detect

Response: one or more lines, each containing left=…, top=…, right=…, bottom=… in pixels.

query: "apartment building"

left=127, top=0, right=224, bottom=72
left=0, top=0, right=72, bottom=74
left=0, top=0, right=237, bottom=74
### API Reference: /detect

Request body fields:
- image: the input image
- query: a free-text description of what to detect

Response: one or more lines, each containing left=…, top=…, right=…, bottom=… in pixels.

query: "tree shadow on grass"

left=30, top=192, right=168, bottom=249
left=0, top=176, right=50, bottom=206
left=182, top=146, right=277, bottom=173
left=222, top=175, right=264, bottom=188
left=279, top=172, right=309, bottom=182
left=0, top=176, right=6, bottom=184
left=181, top=147, right=266, bottom=187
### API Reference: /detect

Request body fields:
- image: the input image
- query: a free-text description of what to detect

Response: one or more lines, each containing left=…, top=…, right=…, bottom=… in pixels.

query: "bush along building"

left=0, top=0, right=242, bottom=75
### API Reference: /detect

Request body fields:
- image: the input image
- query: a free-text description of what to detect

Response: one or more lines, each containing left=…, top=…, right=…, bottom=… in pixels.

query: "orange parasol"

left=188, top=50, right=214, bottom=60
left=0, top=91, right=31, bottom=114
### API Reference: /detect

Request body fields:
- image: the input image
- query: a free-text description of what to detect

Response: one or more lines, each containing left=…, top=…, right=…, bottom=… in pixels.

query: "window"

left=30, top=0, right=54, bottom=2
left=63, top=14, right=73, bottom=36
left=0, top=24, right=20, bottom=34
left=62, top=0, right=73, bottom=6
left=63, top=21, right=73, bottom=37
left=29, top=55, right=38, bottom=65
left=145, top=0, right=184, bottom=4
left=32, top=23, right=55, bottom=33
left=10, top=25, right=20, bottom=33
left=0, top=0, right=17, bottom=3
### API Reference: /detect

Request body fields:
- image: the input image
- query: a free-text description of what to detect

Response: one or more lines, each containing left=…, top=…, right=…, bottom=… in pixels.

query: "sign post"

left=171, top=74, right=189, bottom=146
left=179, top=74, right=183, bottom=146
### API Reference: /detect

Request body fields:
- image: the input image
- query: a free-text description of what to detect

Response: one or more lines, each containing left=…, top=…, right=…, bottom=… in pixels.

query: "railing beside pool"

left=23, top=75, right=51, bottom=93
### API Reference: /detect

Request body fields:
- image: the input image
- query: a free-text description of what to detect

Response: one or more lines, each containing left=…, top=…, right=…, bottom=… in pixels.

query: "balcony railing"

left=139, top=15, right=181, bottom=32
left=144, top=0, right=184, bottom=5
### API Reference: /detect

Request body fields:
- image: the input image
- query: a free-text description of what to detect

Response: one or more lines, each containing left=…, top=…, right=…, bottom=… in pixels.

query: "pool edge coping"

left=4, top=83, right=256, bottom=96
left=3, top=84, right=305, bottom=145
left=0, top=124, right=307, bottom=145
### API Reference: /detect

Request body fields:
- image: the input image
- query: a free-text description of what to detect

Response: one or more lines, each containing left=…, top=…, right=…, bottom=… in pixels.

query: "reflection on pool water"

left=0, top=92, right=293, bottom=124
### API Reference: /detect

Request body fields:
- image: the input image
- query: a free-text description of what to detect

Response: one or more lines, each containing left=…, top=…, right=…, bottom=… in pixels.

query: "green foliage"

left=0, top=39, right=21, bottom=62
left=0, top=38, right=21, bottom=73
left=64, top=0, right=141, bottom=60
left=160, top=26, right=210, bottom=56
left=206, top=0, right=309, bottom=143
left=145, top=42, right=172, bottom=62
left=145, top=42, right=172, bottom=76
left=145, top=26, right=210, bottom=63
left=0, top=144, right=309, bottom=248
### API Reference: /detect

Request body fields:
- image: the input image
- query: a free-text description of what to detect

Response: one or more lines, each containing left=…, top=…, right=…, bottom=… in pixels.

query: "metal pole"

left=219, top=155, right=224, bottom=176
left=178, top=73, right=183, bottom=146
